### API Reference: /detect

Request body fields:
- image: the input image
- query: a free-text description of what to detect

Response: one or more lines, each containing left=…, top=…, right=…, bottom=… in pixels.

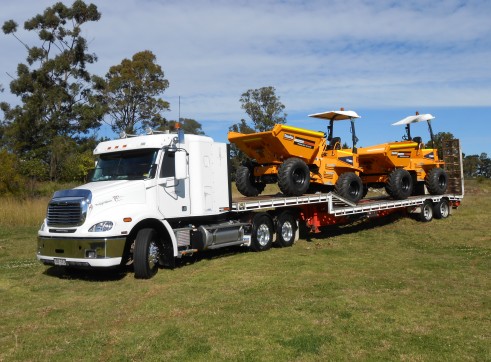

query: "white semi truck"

left=37, top=130, right=464, bottom=279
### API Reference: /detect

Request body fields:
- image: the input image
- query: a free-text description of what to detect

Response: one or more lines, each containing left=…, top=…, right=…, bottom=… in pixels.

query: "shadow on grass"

left=44, top=265, right=129, bottom=281
left=301, top=212, right=406, bottom=241
left=175, top=245, right=250, bottom=268
left=41, top=213, right=407, bottom=280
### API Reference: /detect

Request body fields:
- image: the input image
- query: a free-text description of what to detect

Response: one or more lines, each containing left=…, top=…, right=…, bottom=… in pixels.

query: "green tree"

left=239, top=86, right=287, bottom=132
left=0, top=150, right=25, bottom=195
left=430, top=131, right=455, bottom=159
left=463, top=154, right=480, bottom=178
left=478, top=153, right=491, bottom=178
left=1, top=1, right=103, bottom=181
left=157, top=118, right=205, bottom=135
left=228, top=119, right=256, bottom=178
left=229, top=87, right=287, bottom=178
left=94, top=50, right=170, bottom=134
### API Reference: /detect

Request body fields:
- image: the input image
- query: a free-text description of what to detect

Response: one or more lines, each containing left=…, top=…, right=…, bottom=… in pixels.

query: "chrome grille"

left=47, top=201, right=83, bottom=227
left=46, top=189, right=92, bottom=227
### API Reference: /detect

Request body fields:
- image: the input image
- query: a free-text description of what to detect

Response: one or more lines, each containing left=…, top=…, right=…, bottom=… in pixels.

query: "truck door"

left=157, top=150, right=190, bottom=217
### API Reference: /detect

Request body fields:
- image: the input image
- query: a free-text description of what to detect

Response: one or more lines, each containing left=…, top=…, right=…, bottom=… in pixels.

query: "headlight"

left=88, top=221, right=114, bottom=232
left=39, top=221, right=46, bottom=232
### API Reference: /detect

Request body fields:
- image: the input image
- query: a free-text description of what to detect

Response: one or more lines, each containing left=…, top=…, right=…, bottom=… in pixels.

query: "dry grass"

left=0, top=197, right=49, bottom=228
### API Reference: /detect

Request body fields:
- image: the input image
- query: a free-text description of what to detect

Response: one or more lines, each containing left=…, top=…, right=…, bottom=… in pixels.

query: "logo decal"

left=293, top=137, right=315, bottom=149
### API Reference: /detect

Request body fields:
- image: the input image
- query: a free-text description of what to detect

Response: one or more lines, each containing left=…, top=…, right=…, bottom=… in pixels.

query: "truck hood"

left=75, top=180, right=147, bottom=209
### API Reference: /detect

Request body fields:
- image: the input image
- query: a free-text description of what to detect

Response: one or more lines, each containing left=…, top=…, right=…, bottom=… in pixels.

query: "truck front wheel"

left=134, top=228, right=161, bottom=279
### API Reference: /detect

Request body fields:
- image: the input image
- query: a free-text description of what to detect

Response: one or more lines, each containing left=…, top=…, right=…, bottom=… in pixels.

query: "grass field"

left=0, top=180, right=490, bottom=361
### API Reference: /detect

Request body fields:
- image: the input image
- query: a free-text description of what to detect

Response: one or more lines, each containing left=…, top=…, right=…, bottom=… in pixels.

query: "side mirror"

left=86, top=168, right=95, bottom=182
left=175, top=149, right=188, bottom=180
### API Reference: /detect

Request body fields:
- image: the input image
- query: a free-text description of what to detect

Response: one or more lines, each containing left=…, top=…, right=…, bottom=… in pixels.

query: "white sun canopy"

left=392, top=113, right=435, bottom=126
left=309, top=110, right=360, bottom=121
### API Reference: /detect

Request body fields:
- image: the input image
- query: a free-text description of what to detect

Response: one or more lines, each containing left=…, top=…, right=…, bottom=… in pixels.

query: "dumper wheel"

left=134, top=228, right=161, bottom=279
left=278, top=158, right=310, bottom=196
left=335, top=172, right=363, bottom=203
left=426, top=168, right=448, bottom=195
left=385, top=169, right=413, bottom=200
left=236, top=165, right=266, bottom=197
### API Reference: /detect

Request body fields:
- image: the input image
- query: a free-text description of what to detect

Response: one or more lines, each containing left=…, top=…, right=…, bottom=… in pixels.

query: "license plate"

left=54, top=258, right=67, bottom=266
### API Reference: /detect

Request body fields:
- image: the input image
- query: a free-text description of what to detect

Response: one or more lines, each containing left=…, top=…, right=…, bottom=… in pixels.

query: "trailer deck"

left=232, top=192, right=463, bottom=216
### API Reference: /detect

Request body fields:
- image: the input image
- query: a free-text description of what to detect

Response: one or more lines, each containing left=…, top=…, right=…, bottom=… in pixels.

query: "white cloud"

left=1, top=0, right=490, bottom=125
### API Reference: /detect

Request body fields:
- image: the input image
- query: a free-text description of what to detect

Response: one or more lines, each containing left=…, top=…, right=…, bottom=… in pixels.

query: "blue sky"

left=1, top=0, right=490, bottom=156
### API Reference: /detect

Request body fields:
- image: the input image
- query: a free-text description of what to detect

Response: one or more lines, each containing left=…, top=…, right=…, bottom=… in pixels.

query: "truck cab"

left=37, top=131, right=230, bottom=274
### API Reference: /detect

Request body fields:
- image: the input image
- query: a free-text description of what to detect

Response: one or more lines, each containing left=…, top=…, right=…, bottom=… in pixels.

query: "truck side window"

left=160, top=152, right=176, bottom=178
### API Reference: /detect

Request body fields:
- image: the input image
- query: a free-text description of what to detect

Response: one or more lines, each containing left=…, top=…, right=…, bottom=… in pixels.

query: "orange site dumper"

left=228, top=109, right=365, bottom=203
left=358, top=112, right=448, bottom=199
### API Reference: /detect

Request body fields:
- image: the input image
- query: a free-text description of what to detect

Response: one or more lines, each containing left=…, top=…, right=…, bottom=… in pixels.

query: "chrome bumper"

left=37, top=236, right=127, bottom=267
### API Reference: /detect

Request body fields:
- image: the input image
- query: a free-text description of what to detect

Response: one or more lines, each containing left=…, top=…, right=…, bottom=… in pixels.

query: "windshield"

left=90, top=149, right=159, bottom=182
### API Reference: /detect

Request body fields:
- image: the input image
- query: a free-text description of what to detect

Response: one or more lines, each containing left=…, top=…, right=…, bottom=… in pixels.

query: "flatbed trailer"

left=37, top=132, right=464, bottom=279
left=230, top=192, right=463, bottom=233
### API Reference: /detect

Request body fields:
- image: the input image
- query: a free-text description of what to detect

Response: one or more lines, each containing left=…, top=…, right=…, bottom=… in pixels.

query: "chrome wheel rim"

left=423, top=205, right=432, bottom=220
left=281, top=221, right=293, bottom=241
left=257, top=224, right=271, bottom=246
left=440, top=203, right=449, bottom=217
left=148, top=241, right=159, bottom=269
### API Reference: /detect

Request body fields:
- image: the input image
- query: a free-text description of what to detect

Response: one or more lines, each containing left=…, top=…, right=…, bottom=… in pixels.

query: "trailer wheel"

left=418, top=200, right=434, bottom=222
left=250, top=214, right=274, bottom=252
left=433, top=199, right=450, bottom=219
left=236, top=165, right=266, bottom=197
left=276, top=212, right=297, bottom=247
left=278, top=158, right=310, bottom=196
left=385, top=169, right=413, bottom=200
left=335, top=172, right=363, bottom=203
left=134, top=228, right=161, bottom=279
left=426, top=168, right=448, bottom=195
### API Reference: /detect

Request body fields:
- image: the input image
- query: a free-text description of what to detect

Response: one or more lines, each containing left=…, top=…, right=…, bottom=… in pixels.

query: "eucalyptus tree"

left=1, top=1, right=103, bottom=180
left=94, top=50, right=170, bottom=135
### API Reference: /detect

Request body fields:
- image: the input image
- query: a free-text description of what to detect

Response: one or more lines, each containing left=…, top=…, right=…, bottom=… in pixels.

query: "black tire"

left=433, top=199, right=450, bottom=219
left=335, top=172, right=364, bottom=203
left=361, top=184, right=369, bottom=199
left=426, top=168, right=448, bottom=195
left=250, top=213, right=274, bottom=252
left=418, top=200, right=434, bottom=222
left=276, top=212, right=297, bottom=247
left=236, top=165, right=266, bottom=197
left=278, top=158, right=310, bottom=196
left=385, top=169, right=413, bottom=200
left=134, top=228, right=161, bottom=279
